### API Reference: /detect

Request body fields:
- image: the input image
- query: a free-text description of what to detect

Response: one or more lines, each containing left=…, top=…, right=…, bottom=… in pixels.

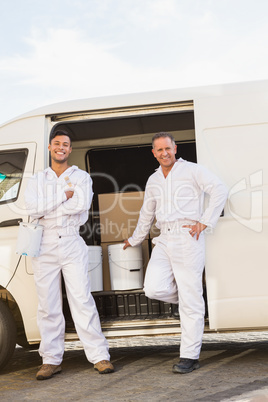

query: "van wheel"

left=0, top=300, right=17, bottom=370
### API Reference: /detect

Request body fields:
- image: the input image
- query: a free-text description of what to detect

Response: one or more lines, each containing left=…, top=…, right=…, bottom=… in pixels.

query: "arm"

left=56, top=174, right=93, bottom=216
left=183, top=164, right=228, bottom=240
left=24, top=172, right=93, bottom=220
left=24, top=173, right=67, bottom=219
left=124, top=184, right=156, bottom=248
left=197, top=165, right=228, bottom=228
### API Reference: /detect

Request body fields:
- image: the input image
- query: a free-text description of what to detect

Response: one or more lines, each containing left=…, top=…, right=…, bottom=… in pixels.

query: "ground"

left=0, top=331, right=267, bottom=401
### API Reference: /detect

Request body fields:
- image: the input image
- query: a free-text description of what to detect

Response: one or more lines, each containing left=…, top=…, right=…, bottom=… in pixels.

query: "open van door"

left=194, top=84, right=268, bottom=330
left=0, top=142, right=37, bottom=287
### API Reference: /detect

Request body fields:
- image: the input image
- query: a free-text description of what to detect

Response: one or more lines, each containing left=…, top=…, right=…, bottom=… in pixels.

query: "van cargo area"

left=53, top=107, right=199, bottom=335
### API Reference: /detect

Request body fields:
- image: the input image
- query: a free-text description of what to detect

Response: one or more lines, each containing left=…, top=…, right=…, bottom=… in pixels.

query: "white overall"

left=144, top=221, right=205, bottom=359
left=25, top=166, right=110, bottom=365
left=128, top=159, right=228, bottom=360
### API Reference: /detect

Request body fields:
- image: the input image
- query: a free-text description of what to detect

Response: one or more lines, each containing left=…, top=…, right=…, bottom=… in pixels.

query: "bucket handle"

left=109, top=255, right=148, bottom=269
left=108, top=258, right=141, bottom=272
left=88, top=262, right=102, bottom=272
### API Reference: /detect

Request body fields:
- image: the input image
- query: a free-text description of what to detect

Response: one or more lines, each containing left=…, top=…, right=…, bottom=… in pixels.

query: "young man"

left=25, top=129, right=114, bottom=380
left=124, top=132, right=228, bottom=374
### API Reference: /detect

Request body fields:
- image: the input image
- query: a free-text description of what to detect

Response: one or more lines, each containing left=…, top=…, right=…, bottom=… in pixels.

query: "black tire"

left=0, top=300, right=17, bottom=370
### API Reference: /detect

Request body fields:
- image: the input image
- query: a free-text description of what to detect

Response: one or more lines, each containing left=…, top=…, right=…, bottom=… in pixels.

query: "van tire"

left=0, top=300, right=17, bottom=370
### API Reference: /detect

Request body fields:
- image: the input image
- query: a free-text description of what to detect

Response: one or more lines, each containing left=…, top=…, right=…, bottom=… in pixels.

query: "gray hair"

left=152, top=132, right=175, bottom=148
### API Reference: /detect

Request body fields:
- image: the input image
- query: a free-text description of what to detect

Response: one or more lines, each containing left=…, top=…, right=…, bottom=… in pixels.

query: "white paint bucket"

left=88, top=246, right=103, bottom=292
left=16, top=222, right=43, bottom=257
left=108, top=244, right=143, bottom=290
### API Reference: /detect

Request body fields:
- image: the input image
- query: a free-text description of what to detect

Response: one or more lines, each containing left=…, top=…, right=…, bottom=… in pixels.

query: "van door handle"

left=0, top=218, right=23, bottom=227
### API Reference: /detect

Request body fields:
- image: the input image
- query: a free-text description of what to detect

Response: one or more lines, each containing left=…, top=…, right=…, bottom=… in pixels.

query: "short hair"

left=152, top=132, right=175, bottom=148
left=49, top=129, right=72, bottom=145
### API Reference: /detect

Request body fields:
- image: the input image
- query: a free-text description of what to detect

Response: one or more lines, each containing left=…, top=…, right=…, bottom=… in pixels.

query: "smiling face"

left=152, top=136, right=177, bottom=173
left=48, top=135, right=72, bottom=165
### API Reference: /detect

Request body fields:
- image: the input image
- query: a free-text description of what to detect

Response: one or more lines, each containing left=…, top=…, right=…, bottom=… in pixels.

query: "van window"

left=0, top=149, right=28, bottom=204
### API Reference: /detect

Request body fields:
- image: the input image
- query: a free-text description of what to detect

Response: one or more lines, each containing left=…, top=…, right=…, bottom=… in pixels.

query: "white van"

left=0, top=80, right=267, bottom=370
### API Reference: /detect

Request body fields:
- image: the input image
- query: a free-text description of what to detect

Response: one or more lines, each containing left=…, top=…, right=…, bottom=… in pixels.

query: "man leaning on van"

left=124, top=132, right=228, bottom=374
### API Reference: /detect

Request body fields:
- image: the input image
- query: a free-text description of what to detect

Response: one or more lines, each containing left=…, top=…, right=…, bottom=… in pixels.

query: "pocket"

left=182, top=230, right=205, bottom=269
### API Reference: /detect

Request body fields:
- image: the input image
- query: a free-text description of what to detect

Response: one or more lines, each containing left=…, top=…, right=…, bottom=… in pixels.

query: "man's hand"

left=65, top=190, right=74, bottom=200
left=183, top=222, right=207, bottom=240
left=123, top=239, right=131, bottom=250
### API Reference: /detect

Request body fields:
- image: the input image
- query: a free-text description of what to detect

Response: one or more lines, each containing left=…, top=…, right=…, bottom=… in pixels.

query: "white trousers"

left=32, top=229, right=110, bottom=365
left=144, top=223, right=205, bottom=359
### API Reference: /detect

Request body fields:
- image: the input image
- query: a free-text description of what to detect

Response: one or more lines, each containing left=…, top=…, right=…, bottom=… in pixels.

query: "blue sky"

left=0, top=0, right=267, bottom=124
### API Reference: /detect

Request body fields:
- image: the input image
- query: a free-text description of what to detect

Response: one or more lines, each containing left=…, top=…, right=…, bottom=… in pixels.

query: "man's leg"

left=170, top=231, right=205, bottom=367
left=32, top=237, right=65, bottom=368
left=62, top=236, right=111, bottom=367
left=143, top=236, right=179, bottom=304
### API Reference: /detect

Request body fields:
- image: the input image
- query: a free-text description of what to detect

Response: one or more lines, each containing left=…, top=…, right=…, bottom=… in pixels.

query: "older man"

left=124, top=132, right=228, bottom=374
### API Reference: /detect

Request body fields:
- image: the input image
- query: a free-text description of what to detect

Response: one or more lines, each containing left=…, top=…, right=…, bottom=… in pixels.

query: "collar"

left=156, top=158, right=185, bottom=174
left=44, top=165, right=78, bottom=178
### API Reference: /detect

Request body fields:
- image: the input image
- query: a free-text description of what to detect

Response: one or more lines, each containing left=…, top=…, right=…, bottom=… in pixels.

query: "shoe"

left=94, top=360, right=114, bottom=374
left=36, top=364, right=62, bottom=380
left=172, top=358, right=200, bottom=374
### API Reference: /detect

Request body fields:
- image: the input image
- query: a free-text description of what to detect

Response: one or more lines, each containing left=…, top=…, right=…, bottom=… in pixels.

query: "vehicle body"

left=0, top=79, right=267, bottom=369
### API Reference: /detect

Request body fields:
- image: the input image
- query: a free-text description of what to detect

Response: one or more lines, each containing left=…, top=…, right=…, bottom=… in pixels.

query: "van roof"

left=2, top=79, right=268, bottom=125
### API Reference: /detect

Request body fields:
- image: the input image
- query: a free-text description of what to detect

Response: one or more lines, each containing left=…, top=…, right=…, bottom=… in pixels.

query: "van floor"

left=63, top=289, right=208, bottom=334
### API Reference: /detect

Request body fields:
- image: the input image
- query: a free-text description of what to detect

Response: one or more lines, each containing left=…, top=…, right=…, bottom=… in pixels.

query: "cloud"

left=0, top=27, right=191, bottom=102
left=0, top=29, right=158, bottom=94
left=0, top=0, right=267, bottom=124
left=0, top=25, right=257, bottom=94
left=0, top=22, right=267, bottom=100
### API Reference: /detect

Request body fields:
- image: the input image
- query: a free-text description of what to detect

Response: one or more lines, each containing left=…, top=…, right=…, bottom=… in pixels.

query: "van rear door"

left=194, top=85, right=268, bottom=330
left=0, top=143, right=36, bottom=286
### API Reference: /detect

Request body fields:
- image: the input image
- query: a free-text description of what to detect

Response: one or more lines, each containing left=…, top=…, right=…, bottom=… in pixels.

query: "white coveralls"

left=24, top=165, right=110, bottom=365
left=128, top=158, right=228, bottom=359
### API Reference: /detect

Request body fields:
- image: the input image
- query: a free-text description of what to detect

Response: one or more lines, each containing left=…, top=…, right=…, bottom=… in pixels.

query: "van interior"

left=50, top=108, right=207, bottom=332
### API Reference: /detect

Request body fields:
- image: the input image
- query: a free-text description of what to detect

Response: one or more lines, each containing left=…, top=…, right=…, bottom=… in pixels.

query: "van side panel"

left=0, top=116, right=47, bottom=341
left=194, top=88, right=268, bottom=330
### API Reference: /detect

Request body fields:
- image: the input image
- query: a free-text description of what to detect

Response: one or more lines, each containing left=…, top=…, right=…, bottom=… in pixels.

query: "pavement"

left=0, top=331, right=267, bottom=401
